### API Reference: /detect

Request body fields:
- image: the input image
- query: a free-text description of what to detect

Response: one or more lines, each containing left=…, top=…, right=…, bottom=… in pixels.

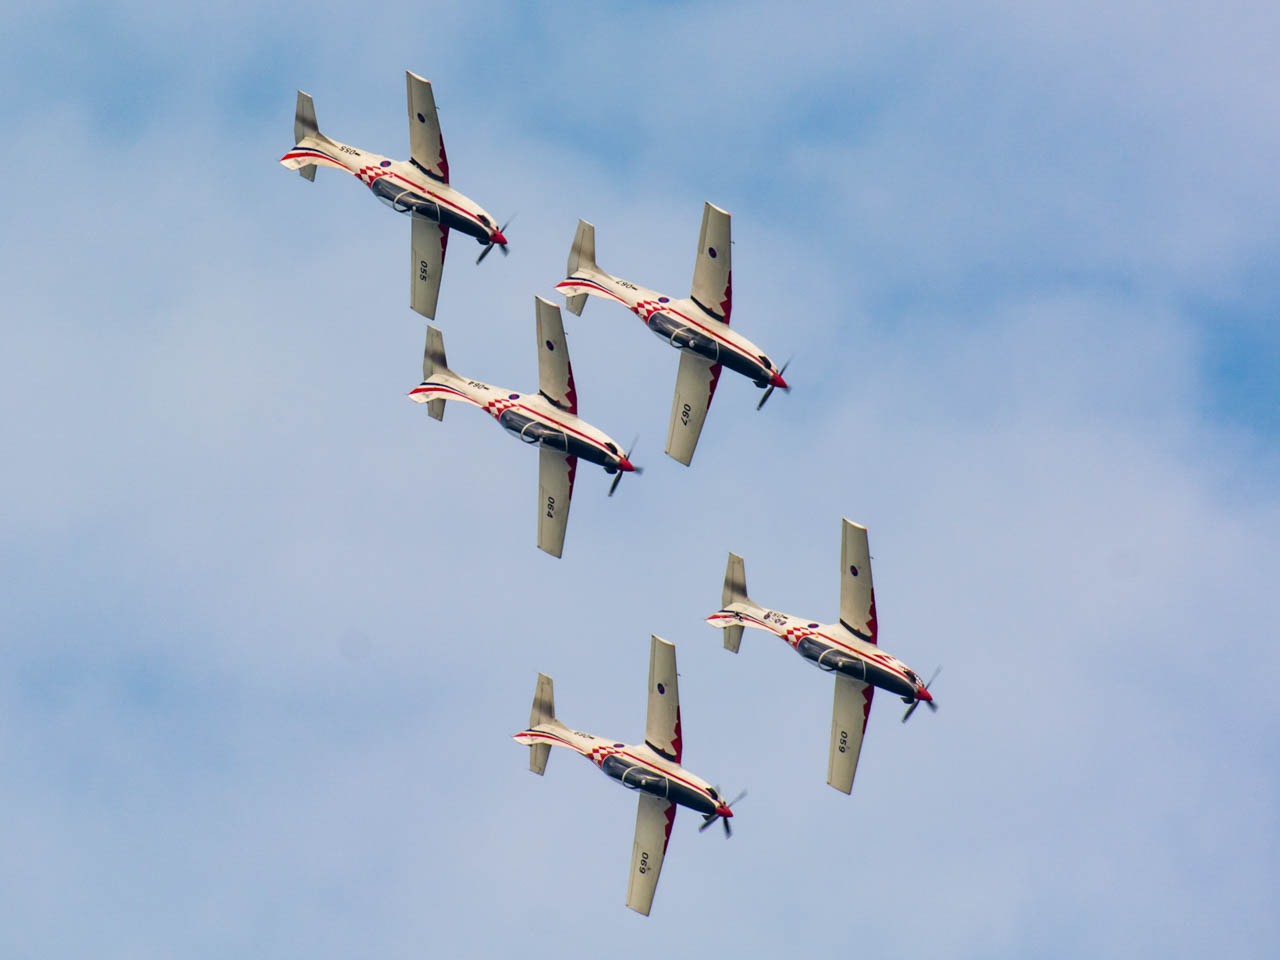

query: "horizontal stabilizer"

left=562, top=219, right=599, bottom=316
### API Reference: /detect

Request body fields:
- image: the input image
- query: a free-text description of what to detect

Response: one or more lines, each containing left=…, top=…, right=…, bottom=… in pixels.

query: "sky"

left=2, top=1, right=1278, bottom=957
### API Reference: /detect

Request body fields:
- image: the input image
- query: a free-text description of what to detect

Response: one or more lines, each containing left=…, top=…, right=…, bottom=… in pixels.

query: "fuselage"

left=281, top=137, right=505, bottom=246
left=709, top=606, right=929, bottom=702
left=409, top=372, right=633, bottom=473
left=556, top=272, right=786, bottom=389
left=513, top=726, right=725, bottom=818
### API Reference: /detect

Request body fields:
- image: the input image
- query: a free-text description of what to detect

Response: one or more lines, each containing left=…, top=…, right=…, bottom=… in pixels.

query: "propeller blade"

left=476, top=243, right=494, bottom=264
left=699, top=814, right=717, bottom=833
left=607, top=435, right=640, bottom=498
left=756, top=358, right=792, bottom=411
left=476, top=215, right=515, bottom=265
left=902, top=700, right=920, bottom=723
left=727, top=789, right=748, bottom=808
left=723, top=817, right=731, bottom=838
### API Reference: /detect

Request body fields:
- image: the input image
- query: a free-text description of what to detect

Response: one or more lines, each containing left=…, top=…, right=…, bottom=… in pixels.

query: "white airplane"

left=408, top=297, right=637, bottom=557
left=706, top=519, right=938, bottom=794
left=279, top=71, right=509, bottom=319
left=554, top=204, right=790, bottom=466
left=514, top=635, right=742, bottom=916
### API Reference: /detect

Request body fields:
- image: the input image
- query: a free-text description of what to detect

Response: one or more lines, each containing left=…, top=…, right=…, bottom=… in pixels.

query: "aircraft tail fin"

left=560, top=219, right=600, bottom=316
left=716, top=552, right=754, bottom=653
left=527, top=673, right=558, bottom=775
left=279, top=90, right=343, bottom=180
left=412, top=325, right=450, bottom=421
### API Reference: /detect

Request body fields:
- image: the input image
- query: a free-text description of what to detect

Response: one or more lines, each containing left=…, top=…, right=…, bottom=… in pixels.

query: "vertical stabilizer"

left=563, top=219, right=598, bottom=316
left=293, top=91, right=319, bottom=181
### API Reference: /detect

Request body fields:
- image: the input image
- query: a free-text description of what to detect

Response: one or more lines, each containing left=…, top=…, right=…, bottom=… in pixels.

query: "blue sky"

left=2, top=2, right=1277, bottom=957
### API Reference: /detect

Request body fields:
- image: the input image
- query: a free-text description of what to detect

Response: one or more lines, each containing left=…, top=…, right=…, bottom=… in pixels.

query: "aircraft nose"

left=491, top=229, right=508, bottom=245
left=617, top=456, right=636, bottom=472
left=917, top=686, right=933, bottom=703
left=716, top=803, right=734, bottom=819
left=769, top=370, right=788, bottom=389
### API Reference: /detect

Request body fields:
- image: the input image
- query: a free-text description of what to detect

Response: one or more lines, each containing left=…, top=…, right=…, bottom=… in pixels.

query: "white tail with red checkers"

left=408, top=298, right=636, bottom=558
left=279, top=71, right=509, bottom=319
left=706, top=518, right=937, bottom=794
left=554, top=203, right=789, bottom=466
left=513, top=636, right=737, bottom=916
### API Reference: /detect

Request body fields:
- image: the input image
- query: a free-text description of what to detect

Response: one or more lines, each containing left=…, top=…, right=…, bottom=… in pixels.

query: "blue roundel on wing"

left=380, top=160, right=390, bottom=167
left=658, top=296, right=669, bottom=303
left=708, top=247, right=717, bottom=258
left=808, top=623, right=819, bottom=629
left=416, top=113, right=426, bottom=123
left=656, top=683, right=665, bottom=695
left=508, top=394, right=519, bottom=400
left=545, top=340, right=555, bottom=351
left=849, top=565, right=859, bottom=576
left=613, top=743, right=624, bottom=748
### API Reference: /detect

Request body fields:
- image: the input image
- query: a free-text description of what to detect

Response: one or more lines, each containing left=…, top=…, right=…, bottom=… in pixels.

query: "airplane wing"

left=689, top=202, right=732, bottom=323
left=665, top=351, right=721, bottom=467
left=827, top=674, right=874, bottom=794
left=536, top=447, right=576, bottom=558
left=410, top=217, right=448, bottom=319
left=625, top=793, right=677, bottom=916
left=644, top=635, right=681, bottom=762
left=534, top=297, right=577, bottom=413
left=405, top=71, right=449, bottom=183
left=839, top=518, right=878, bottom=642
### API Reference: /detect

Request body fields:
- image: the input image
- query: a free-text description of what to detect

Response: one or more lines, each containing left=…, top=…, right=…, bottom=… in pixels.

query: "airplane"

left=553, top=203, right=790, bottom=467
left=408, top=296, right=638, bottom=558
left=514, top=635, right=743, bottom=916
left=706, top=518, right=939, bottom=794
left=279, top=71, right=510, bottom=320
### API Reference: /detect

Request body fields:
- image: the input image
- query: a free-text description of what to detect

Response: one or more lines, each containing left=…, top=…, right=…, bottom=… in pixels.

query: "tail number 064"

left=545, top=495, right=556, bottom=518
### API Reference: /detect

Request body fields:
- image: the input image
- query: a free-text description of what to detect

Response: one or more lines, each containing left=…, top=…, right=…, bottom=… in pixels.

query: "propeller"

left=756, top=358, right=792, bottom=411
left=476, top=214, right=515, bottom=264
left=699, top=788, right=747, bottom=838
left=902, top=666, right=942, bottom=723
left=607, top=436, right=643, bottom=497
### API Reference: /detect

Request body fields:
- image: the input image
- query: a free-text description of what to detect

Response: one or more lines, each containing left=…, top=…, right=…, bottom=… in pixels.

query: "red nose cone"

left=617, top=457, right=636, bottom=472
left=491, top=230, right=508, bottom=245
left=770, top=371, right=789, bottom=389
left=716, top=804, right=734, bottom=819
left=917, top=687, right=933, bottom=702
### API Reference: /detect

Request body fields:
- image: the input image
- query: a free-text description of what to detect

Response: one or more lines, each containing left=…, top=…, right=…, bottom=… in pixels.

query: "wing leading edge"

left=410, top=217, right=448, bottom=319
left=536, top=447, right=576, bottom=558
left=839, top=518, right=877, bottom=642
left=405, top=71, right=449, bottom=183
left=626, top=793, right=677, bottom=916
left=827, top=674, right=874, bottom=794
left=644, top=635, right=681, bottom=762
left=665, top=351, right=721, bottom=467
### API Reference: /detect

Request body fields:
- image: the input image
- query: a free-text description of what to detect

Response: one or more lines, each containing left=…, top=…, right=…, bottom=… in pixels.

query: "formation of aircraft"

left=278, top=71, right=938, bottom=916
left=514, top=635, right=743, bottom=915
left=554, top=204, right=791, bottom=466
left=706, top=518, right=939, bottom=793
left=279, top=70, right=510, bottom=319
left=408, top=297, right=637, bottom=558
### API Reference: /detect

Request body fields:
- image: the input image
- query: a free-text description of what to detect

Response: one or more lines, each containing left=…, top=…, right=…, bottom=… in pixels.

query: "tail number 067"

left=679, top=402, right=692, bottom=426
